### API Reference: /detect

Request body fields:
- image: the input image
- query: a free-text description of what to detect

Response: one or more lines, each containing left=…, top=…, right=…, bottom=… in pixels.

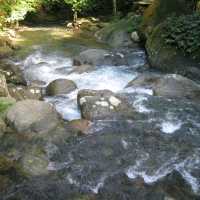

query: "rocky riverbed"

left=0, top=22, right=200, bottom=200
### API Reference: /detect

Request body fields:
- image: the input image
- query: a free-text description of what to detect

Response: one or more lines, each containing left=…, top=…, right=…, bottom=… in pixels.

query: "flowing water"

left=2, top=26, right=200, bottom=199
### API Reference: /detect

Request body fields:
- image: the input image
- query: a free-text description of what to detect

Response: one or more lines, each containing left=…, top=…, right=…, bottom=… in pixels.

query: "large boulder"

left=73, top=49, right=132, bottom=67
left=106, top=30, right=132, bottom=48
left=73, top=49, right=109, bottom=66
left=126, top=73, right=200, bottom=101
left=139, top=0, right=194, bottom=40
left=46, top=79, right=77, bottom=96
left=0, top=73, right=9, bottom=97
left=140, top=0, right=200, bottom=81
left=6, top=100, right=60, bottom=134
left=77, top=89, right=135, bottom=121
left=95, top=15, right=135, bottom=48
left=145, top=22, right=200, bottom=81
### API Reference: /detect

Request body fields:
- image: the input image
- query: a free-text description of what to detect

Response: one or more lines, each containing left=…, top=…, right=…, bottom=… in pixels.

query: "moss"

left=0, top=97, right=15, bottom=116
left=98, top=14, right=141, bottom=41
left=0, top=175, right=11, bottom=192
left=0, top=154, right=27, bottom=191
left=146, top=21, right=200, bottom=79
left=0, top=155, right=14, bottom=172
left=161, top=13, right=200, bottom=58
left=140, top=0, right=194, bottom=39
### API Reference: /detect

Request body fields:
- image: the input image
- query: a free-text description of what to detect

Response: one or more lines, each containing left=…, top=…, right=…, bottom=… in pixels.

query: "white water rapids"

left=10, top=44, right=200, bottom=196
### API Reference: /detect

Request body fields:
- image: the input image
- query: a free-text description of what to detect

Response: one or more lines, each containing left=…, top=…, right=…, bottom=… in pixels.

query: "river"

left=2, top=26, right=200, bottom=200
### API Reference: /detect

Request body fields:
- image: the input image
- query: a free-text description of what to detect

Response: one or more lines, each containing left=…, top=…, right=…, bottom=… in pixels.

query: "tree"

left=113, top=0, right=117, bottom=15
left=64, top=0, right=94, bottom=23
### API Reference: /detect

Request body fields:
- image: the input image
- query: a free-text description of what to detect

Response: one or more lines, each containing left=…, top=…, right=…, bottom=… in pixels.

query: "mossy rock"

left=0, top=175, right=11, bottom=192
left=140, top=0, right=194, bottom=40
left=0, top=154, right=27, bottom=192
left=146, top=23, right=200, bottom=81
left=0, top=97, right=16, bottom=117
left=96, top=14, right=141, bottom=47
left=0, top=155, right=14, bottom=172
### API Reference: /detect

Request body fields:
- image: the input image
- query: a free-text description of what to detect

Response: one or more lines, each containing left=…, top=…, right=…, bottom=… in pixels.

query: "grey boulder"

left=6, top=100, right=60, bottom=134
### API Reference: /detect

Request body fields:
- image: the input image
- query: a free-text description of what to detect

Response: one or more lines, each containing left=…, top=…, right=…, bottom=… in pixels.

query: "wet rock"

left=95, top=16, right=134, bottom=48
left=131, top=31, right=140, bottom=42
left=0, top=118, right=6, bottom=137
left=0, top=175, right=11, bottom=192
left=107, top=30, right=132, bottom=48
left=21, top=147, right=49, bottom=176
left=46, top=79, right=77, bottom=96
left=67, top=119, right=92, bottom=135
left=127, top=73, right=200, bottom=101
left=157, top=170, right=197, bottom=200
left=0, top=154, right=25, bottom=192
left=0, top=73, right=10, bottom=97
left=73, top=49, right=109, bottom=66
left=0, top=155, right=14, bottom=172
left=70, top=64, right=95, bottom=74
left=8, top=84, right=43, bottom=101
left=78, top=89, right=135, bottom=121
left=6, top=100, right=60, bottom=134
left=0, top=61, right=26, bottom=85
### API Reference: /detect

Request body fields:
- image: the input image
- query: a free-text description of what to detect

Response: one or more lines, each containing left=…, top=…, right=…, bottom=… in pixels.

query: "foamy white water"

left=20, top=50, right=140, bottom=120
left=161, top=121, right=182, bottom=134
left=161, top=112, right=183, bottom=134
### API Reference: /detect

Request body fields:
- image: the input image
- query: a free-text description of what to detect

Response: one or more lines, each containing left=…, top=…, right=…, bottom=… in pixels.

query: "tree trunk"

left=73, top=10, right=78, bottom=23
left=113, top=0, right=117, bottom=16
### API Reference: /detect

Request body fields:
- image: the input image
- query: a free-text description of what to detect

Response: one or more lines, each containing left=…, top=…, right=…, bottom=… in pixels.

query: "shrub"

left=161, top=13, right=200, bottom=57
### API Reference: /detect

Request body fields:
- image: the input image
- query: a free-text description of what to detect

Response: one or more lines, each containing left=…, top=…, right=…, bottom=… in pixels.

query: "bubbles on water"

left=161, top=112, right=183, bottom=134
left=126, top=150, right=200, bottom=195
left=22, top=50, right=73, bottom=85
left=161, top=121, right=182, bottom=134
left=132, top=94, right=153, bottom=113
left=123, top=87, right=154, bottom=95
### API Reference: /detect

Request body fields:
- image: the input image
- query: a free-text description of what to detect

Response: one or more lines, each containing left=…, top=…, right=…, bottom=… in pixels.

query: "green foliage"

left=0, top=99, right=14, bottom=114
left=0, top=0, right=43, bottom=28
left=7, top=0, right=41, bottom=23
left=162, top=13, right=200, bottom=56
left=127, top=15, right=142, bottom=33
left=64, top=0, right=94, bottom=13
